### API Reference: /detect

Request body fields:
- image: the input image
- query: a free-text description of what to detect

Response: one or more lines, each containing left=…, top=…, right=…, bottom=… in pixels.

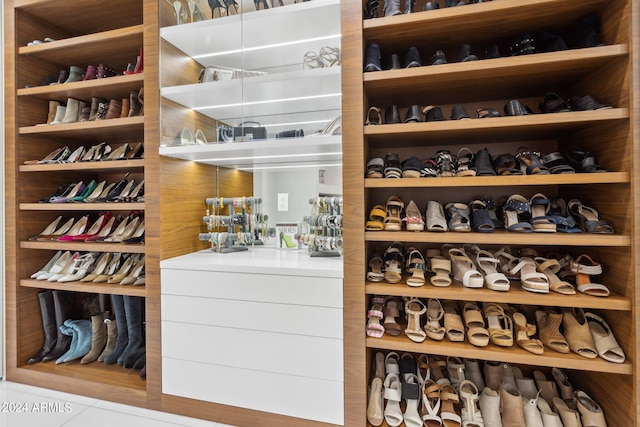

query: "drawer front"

left=162, top=321, right=343, bottom=382
left=161, top=269, right=343, bottom=308
left=162, top=357, right=344, bottom=425
left=162, top=294, right=343, bottom=339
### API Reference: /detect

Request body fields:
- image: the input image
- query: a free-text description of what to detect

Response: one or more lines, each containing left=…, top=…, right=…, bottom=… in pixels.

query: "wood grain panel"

left=160, top=40, right=204, bottom=88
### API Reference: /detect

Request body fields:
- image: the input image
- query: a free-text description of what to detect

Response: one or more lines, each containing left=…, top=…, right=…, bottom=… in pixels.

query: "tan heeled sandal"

left=384, top=196, right=404, bottom=231
left=534, top=256, right=575, bottom=295
left=404, top=298, right=427, bottom=343
left=513, top=312, right=544, bottom=354
left=462, top=302, right=489, bottom=347
left=483, top=302, right=513, bottom=347
left=535, top=310, right=570, bottom=353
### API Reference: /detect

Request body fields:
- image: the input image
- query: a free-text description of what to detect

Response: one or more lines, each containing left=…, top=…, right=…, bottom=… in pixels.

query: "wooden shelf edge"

left=17, top=73, right=144, bottom=97
left=20, top=279, right=146, bottom=296
left=19, top=116, right=144, bottom=135
left=19, top=159, right=145, bottom=172
left=363, top=45, right=628, bottom=85
left=365, top=336, right=632, bottom=375
left=19, top=241, right=145, bottom=254
left=363, top=109, right=630, bottom=137
left=365, top=172, right=629, bottom=188
left=18, top=24, right=144, bottom=56
left=19, top=202, right=145, bottom=211
left=366, top=282, right=631, bottom=311
left=364, top=231, right=631, bottom=246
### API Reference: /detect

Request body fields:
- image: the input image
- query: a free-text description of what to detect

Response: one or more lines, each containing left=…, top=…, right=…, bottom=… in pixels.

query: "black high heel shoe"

left=224, top=0, right=239, bottom=14
left=208, top=0, right=225, bottom=18
left=253, top=0, right=268, bottom=10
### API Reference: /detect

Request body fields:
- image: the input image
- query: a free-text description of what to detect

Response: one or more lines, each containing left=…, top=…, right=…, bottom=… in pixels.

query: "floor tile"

left=92, top=400, right=220, bottom=426
left=61, top=406, right=193, bottom=427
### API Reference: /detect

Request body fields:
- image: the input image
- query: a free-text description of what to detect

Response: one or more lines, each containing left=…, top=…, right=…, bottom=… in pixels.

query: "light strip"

left=198, top=151, right=342, bottom=163
left=192, top=34, right=341, bottom=59
left=237, top=162, right=342, bottom=171
left=263, top=119, right=331, bottom=128
left=193, top=92, right=341, bottom=111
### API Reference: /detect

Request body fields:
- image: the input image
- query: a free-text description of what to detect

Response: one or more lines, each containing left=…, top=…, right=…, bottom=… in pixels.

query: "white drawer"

left=162, top=357, right=344, bottom=425
left=162, top=294, right=343, bottom=339
left=162, top=321, right=343, bottom=382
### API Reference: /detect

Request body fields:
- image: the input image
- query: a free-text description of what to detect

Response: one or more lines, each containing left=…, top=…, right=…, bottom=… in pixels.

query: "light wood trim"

left=364, top=230, right=631, bottom=246
left=20, top=241, right=145, bottom=253
left=19, top=116, right=144, bottom=135
left=366, top=282, right=631, bottom=311
left=20, top=160, right=145, bottom=173
left=17, top=73, right=145, bottom=101
left=365, top=172, right=629, bottom=188
left=19, top=202, right=145, bottom=211
left=20, top=279, right=147, bottom=297
left=366, top=336, right=632, bottom=375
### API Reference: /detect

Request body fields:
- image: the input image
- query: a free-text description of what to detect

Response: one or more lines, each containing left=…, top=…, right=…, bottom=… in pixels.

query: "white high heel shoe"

left=31, top=250, right=63, bottom=278
left=58, top=253, right=98, bottom=282
left=46, top=252, right=81, bottom=281
left=35, top=251, right=74, bottom=280
left=80, top=252, right=113, bottom=282
left=118, top=256, right=145, bottom=285
left=107, top=254, right=136, bottom=284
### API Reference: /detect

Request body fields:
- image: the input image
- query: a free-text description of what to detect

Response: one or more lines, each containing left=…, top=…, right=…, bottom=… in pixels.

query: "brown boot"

left=45, top=100, right=60, bottom=124
left=120, top=97, right=130, bottom=118
left=97, top=312, right=118, bottom=362
left=128, top=89, right=142, bottom=117
left=105, top=99, right=122, bottom=119
left=80, top=312, right=107, bottom=364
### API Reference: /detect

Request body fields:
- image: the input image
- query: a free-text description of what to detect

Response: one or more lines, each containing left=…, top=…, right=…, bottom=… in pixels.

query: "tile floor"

left=0, top=380, right=233, bottom=427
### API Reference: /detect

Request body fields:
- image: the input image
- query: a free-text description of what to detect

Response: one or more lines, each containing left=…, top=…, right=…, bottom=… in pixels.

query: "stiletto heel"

left=57, top=253, right=98, bottom=282
left=119, top=256, right=145, bottom=285
left=49, top=181, right=86, bottom=203
left=279, top=231, right=297, bottom=248
left=224, top=0, right=239, bottom=15
left=104, top=216, right=140, bottom=243
left=36, top=217, right=75, bottom=241
left=35, top=251, right=74, bottom=280
left=123, top=220, right=145, bottom=244
left=46, top=252, right=81, bottom=282
left=101, top=143, right=129, bottom=161
left=254, top=0, right=268, bottom=10
left=107, top=254, right=137, bottom=284
left=56, top=215, right=90, bottom=240
left=29, top=216, right=63, bottom=240
left=208, top=0, right=225, bottom=17
left=31, top=250, right=63, bottom=278
left=93, top=253, right=125, bottom=283
left=166, top=0, right=187, bottom=24
left=123, top=48, right=143, bottom=75
left=81, top=252, right=112, bottom=282
left=188, top=0, right=206, bottom=22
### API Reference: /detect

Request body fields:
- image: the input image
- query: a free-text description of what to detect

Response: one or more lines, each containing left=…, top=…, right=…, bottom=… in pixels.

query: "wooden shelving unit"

left=342, top=0, right=638, bottom=425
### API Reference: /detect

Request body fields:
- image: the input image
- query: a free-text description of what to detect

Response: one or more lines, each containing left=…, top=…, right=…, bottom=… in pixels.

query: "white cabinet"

left=160, top=249, right=344, bottom=425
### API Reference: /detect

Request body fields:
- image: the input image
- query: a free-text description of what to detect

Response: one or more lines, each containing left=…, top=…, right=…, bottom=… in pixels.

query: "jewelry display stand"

left=297, top=196, right=343, bottom=257
left=199, top=196, right=267, bottom=253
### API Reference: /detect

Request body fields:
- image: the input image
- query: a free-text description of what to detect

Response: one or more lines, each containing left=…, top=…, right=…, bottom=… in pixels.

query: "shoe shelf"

left=365, top=335, right=632, bottom=375
left=364, top=109, right=629, bottom=146
left=366, top=281, right=631, bottom=311
left=364, top=231, right=631, bottom=247
left=18, top=116, right=144, bottom=139
left=17, top=73, right=144, bottom=102
left=364, top=0, right=607, bottom=44
left=364, top=45, right=628, bottom=106
left=20, top=240, right=145, bottom=254
left=19, top=279, right=146, bottom=297
left=160, top=67, right=341, bottom=126
left=365, top=172, right=629, bottom=188
left=159, top=134, right=341, bottom=167
left=17, top=24, right=144, bottom=70
left=19, top=202, right=145, bottom=211
left=19, top=159, right=145, bottom=173
left=160, top=0, right=340, bottom=71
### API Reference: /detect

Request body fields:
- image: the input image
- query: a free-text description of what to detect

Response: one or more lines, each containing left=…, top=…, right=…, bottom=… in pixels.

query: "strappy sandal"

left=367, top=376, right=384, bottom=426
left=443, top=300, right=465, bottom=342
left=535, top=310, right=570, bottom=353
left=474, top=249, right=510, bottom=291
left=476, top=107, right=501, bottom=118
left=384, top=153, right=402, bottom=178
left=529, top=193, right=557, bottom=232
left=510, top=256, right=549, bottom=293
left=502, top=194, right=533, bottom=232
left=459, top=380, right=484, bottom=427
left=446, top=356, right=466, bottom=391
left=567, top=199, right=614, bottom=234
left=383, top=297, right=403, bottom=336
left=542, top=151, right=575, bottom=174
left=483, top=303, right=514, bottom=347
left=585, top=312, right=625, bottom=363
left=384, top=243, right=404, bottom=284
left=435, top=150, right=456, bottom=177
left=430, top=357, right=451, bottom=386
left=366, top=157, right=385, bottom=178
left=429, top=256, right=452, bottom=287
left=417, top=354, right=431, bottom=387
left=399, top=352, right=417, bottom=382
left=366, top=301, right=385, bottom=338
left=404, top=298, right=427, bottom=342
left=366, top=252, right=385, bottom=282
left=404, top=200, right=425, bottom=232
left=365, top=106, right=382, bottom=125
left=470, top=200, right=495, bottom=233
left=539, top=92, right=570, bottom=113
left=484, top=197, right=503, bottom=229
left=455, top=148, right=476, bottom=177
left=425, top=298, right=446, bottom=341
left=421, top=379, right=443, bottom=427
left=383, top=373, right=404, bottom=427
left=403, top=374, right=424, bottom=427
left=421, top=158, right=438, bottom=177
left=384, top=196, right=404, bottom=231
left=405, top=248, right=427, bottom=286
left=448, top=247, right=483, bottom=288
left=533, top=257, right=575, bottom=294
left=493, top=153, right=522, bottom=175
left=445, top=203, right=471, bottom=232
left=462, top=303, right=490, bottom=347
left=516, top=147, right=549, bottom=174
left=493, top=246, right=520, bottom=280
left=562, top=307, right=598, bottom=359
left=565, top=147, right=607, bottom=173
left=439, top=383, right=462, bottom=427
left=569, top=254, right=610, bottom=297
left=513, top=312, right=544, bottom=354
left=548, top=198, right=582, bottom=233
left=402, top=156, right=424, bottom=178
left=426, top=201, right=448, bottom=232
left=366, top=205, right=386, bottom=231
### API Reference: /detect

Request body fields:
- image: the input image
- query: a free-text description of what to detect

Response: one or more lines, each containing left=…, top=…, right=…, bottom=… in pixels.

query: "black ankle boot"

left=384, top=105, right=401, bottom=124
left=28, top=290, right=57, bottom=364
left=364, top=43, right=382, bottom=72
left=457, top=44, right=478, bottom=62
left=404, top=46, right=421, bottom=68
left=431, top=50, right=447, bottom=65
left=41, top=291, right=73, bottom=362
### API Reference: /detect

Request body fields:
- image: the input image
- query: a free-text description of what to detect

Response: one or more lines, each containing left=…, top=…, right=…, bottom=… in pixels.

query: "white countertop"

left=160, top=247, right=343, bottom=278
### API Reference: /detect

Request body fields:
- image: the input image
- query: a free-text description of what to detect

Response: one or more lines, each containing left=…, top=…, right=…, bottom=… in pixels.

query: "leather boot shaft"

left=105, top=99, right=123, bottom=119
left=128, top=90, right=142, bottom=117
left=98, top=314, right=118, bottom=362
left=46, top=101, right=60, bottom=124
left=81, top=312, right=107, bottom=364
left=28, top=290, right=57, bottom=364
left=41, top=291, right=73, bottom=362
left=103, top=294, right=128, bottom=364
left=117, top=295, right=145, bottom=365
left=120, top=98, right=130, bottom=118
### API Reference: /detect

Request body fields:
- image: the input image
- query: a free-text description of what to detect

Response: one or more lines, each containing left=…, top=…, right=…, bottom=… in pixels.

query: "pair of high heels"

left=81, top=252, right=145, bottom=285
left=173, top=127, right=211, bottom=145
left=312, top=115, right=341, bottom=136
left=208, top=0, right=239, bottom=18
left=102, top=216, right=145, bottom=243
left=303, top=47, right=341, bottom=70
left=123, top=48, right=143, bottom=74
left=29, top=145, right=85, bottom=165
left=32, top=251, right=99, bottom=283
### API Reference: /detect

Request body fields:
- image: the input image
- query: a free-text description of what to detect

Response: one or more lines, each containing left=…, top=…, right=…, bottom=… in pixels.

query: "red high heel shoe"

left=123, top=48, right=143, bottom=74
